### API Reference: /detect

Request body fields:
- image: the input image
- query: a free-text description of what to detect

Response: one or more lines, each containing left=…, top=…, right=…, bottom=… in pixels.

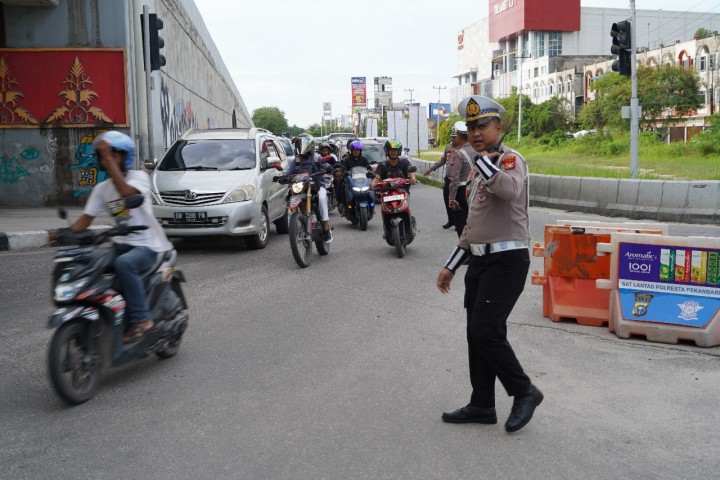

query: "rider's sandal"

left=122, top=322, right=155, bottom=343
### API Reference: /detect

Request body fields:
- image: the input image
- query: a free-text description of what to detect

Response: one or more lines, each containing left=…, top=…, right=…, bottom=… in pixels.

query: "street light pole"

left=711, top=64, right=715, bottom=116
left=433, top=85, right=446, bottom=144
left=516, top=51, right=531, bottom=143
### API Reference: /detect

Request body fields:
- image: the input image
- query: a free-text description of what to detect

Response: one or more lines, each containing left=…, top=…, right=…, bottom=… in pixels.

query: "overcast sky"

left=193, top=0, right=719, bottom=127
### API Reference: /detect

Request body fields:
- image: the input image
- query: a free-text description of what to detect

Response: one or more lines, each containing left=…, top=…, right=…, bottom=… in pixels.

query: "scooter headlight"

left=352, top=186, right=370, bottom=192
left=292, top=182, right=304, bottom=194
left=54, top=277, right=90, bottom=302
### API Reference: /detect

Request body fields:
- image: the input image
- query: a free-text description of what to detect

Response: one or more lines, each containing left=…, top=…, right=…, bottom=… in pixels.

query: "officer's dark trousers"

left=442, top=177, right=453, bottom=224
left=453, top=185, right=468, bottom=237
left=464, top=248, right=531, bottom=408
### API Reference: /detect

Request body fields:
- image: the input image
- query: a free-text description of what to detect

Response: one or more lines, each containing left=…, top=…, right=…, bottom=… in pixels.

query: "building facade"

left=453, top=1, right=720, bottom=124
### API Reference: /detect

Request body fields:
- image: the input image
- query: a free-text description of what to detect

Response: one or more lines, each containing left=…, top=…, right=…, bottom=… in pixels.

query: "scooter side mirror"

left=366, top=171, right=376, bottom=179
left=57, top=207, right=67, bottom=220
left=124, top=194, right=145, bottom=209
left=407, top=165, right=418, bottom=173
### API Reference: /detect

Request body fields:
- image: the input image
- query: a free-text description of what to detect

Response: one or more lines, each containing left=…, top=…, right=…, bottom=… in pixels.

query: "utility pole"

left=404, top=88, right=414, bottom=104
left=630, top=0, right=639, bottom=179
left=433, top=85, right=446, bottom=142
left=516, top=51, right=531, bottom=143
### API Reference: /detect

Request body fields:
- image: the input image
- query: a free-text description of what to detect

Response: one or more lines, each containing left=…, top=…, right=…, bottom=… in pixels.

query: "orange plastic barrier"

left=532, top=222, right=667, bottom=327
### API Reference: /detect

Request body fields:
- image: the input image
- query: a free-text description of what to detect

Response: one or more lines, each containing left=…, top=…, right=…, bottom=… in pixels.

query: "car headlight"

left=292, top=182, right=304, bottom=194
left=352, top=186, right=370, bottom=192
left=223, top=185, right=255, bottom=203
left=54, top=278, right=89, bottom=302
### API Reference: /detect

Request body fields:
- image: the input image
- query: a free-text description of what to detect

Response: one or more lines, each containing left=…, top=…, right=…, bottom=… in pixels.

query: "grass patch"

left=417, top=132, right=720, bottom=180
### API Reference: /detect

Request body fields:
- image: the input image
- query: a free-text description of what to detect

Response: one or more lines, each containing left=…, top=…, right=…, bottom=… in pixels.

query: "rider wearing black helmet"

left=287, top=134, right=333, bottom=242
left=371, top=139, right=417, bottom=190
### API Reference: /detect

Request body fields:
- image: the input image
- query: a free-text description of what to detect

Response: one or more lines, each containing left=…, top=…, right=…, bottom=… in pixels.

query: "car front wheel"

left=246, top=206, right=269, bottom=250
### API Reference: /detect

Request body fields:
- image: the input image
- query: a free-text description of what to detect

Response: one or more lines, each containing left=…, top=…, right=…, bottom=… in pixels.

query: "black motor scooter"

left=47, top=195, right=189, bottom=405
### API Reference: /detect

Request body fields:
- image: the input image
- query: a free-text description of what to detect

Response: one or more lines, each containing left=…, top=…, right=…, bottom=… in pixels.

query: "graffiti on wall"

left=70, top=130, right=107, bottom=198
left=0, top=147, right=40, bottom=183
left=160, top=78, right=213, bottom=148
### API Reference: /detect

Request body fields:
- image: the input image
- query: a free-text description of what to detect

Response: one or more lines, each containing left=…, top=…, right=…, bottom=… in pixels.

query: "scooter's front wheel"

left=289, top=211, right=311, bottom=268
left=48, top=320, right=100, bottom=405
left=359, top=207, right=368, bottom=231
left=392, top=223, right=405, bottom=258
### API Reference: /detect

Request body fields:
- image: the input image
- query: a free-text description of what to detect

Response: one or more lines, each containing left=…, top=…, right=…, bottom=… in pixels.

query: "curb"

left=0, top=226, right=112, bottom=253
left=0, top=230, right=49, bottom=252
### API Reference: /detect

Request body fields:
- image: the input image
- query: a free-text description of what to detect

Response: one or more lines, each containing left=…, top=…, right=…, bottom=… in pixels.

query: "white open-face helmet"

left=451, top=121, right=467, bottom=136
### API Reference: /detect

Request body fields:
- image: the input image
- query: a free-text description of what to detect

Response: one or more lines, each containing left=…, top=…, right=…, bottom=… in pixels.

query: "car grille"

left=159, top=191, right=225, bottom=206
left=158, top=216, right=228, bottom=228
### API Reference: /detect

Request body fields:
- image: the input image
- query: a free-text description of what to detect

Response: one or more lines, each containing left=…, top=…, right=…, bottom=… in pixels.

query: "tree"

left=579, top=66, right=702, bottom=131
left=251, top=107, right=290, bottom=135
left=578, top=73, right=629, bottom=129
left=695, top=28, right=713, bottom=40
left=638, top=64, right=702, bottom=130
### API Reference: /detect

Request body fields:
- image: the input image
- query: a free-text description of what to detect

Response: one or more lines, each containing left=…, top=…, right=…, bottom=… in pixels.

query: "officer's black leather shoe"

left=442, top=405, right=497, bottom=424
left=442, top=221, right=454, bottom=229
left=505, top=385, right=543, bottom=433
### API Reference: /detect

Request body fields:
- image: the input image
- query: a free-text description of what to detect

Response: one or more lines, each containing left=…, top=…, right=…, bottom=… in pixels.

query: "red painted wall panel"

left=0, top=49, right=128, bottom=128
left=489, top=0, right=581, bottom=42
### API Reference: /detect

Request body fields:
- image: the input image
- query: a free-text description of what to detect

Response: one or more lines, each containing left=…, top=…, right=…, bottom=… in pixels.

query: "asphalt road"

left=2, top=183, right=720, bottom=479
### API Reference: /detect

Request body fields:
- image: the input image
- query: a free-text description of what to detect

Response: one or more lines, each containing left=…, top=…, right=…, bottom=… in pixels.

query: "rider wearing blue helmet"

left=50, top=130, right=172, bottom=343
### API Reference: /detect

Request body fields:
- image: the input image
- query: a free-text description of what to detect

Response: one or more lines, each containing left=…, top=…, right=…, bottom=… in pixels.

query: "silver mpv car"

left=148, top=128, right=289, bottom=249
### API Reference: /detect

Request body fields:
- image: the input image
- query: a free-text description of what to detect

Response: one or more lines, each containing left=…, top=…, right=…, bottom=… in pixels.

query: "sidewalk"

left=0, top=207, right=114, bottom=252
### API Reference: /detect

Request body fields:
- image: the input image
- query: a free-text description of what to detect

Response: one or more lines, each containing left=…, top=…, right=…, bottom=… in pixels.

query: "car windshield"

left=158, top=139, right=256, bottom=171
left=278, top=138, right=294, bottom=156
left=362, top=144, right=384, bottom=164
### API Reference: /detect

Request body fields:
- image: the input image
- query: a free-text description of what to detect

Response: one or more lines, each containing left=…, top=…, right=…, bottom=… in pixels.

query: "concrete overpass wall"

left=0, top=0, right=252, bottom=206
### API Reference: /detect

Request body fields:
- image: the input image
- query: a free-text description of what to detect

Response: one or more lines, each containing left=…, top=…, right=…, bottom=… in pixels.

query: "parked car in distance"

left=146, top=128, right=289, bottom=249
left=326, top=132, right=358, bottom=144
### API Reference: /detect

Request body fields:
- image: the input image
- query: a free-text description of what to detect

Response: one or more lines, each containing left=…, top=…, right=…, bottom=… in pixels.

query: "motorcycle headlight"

left=223, top=185, right=255, bottom=203
left=54, top=277, right=89, bottom=302
left=292, top=182, right=304, bottom=194
left=352, top=186, right=370, bottom=192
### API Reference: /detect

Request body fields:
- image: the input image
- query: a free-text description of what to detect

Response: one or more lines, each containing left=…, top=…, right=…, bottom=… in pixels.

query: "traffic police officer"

left=445, top=121, right=472, bottom=237
left=435, top=95, right=543, bottom=433
left=424, top=139, right=457, bottom=229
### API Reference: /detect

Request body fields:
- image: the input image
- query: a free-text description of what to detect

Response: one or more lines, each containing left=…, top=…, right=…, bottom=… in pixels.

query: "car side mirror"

left=265, top=155, right=281, bottom=170
left=407, top=165, right=418, bottom=173
left=143, top=158, right=157, bottom=170
left=125, top=194, right=145, bottom=209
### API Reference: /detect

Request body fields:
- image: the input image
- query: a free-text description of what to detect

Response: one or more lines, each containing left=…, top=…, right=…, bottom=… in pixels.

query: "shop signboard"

left=351, top=76, right=366, bottom=107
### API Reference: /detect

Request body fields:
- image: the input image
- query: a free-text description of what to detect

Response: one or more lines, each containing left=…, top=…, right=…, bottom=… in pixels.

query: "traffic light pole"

left=142, top=5, right=155, bottom=164
left=630, top=0, right=639, bottom=179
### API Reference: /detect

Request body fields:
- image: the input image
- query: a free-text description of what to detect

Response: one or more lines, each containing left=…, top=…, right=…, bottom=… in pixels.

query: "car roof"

left=180, top=127, right=275, bottom=141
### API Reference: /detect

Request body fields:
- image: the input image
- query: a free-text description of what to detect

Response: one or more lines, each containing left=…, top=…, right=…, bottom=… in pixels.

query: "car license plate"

left=174, top=211, right=207, bottom=222
left=384, top=194, right=404, bottom=202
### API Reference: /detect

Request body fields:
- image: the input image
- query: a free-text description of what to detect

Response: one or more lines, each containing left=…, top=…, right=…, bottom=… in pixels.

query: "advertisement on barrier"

left=617, top=242, right=720, bottom=327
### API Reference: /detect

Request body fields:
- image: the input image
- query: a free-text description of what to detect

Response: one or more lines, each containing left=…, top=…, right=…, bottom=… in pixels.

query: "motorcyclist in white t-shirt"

left=50, top=131, right=172, bottom=343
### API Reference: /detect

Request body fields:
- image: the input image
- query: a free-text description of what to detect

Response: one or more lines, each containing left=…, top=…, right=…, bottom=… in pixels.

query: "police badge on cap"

left=457, top=95, right=505, bottom=125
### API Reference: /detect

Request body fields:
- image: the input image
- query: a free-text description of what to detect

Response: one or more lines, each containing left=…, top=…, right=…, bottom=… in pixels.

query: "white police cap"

left=457, top=95, right=505, bottom=125
left=451, top=121, right=467, bottom=136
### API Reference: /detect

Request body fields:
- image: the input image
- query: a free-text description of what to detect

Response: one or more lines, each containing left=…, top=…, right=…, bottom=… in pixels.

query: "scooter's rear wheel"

left=392, top=223, right=405, bottom=258
left=48, top=320, right=100, bottom=405
left=156, top=313, right=187, bottom=359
